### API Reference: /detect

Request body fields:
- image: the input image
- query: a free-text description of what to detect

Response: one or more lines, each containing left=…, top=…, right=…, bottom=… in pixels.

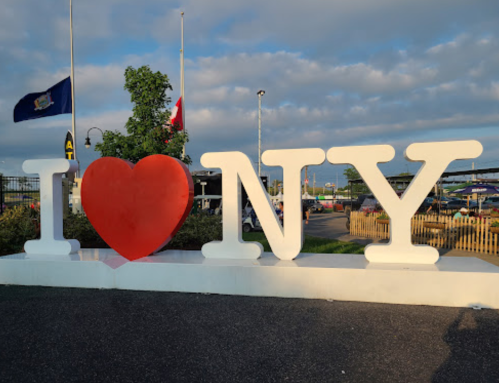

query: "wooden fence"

left=350, top=211, right=499, bottom=255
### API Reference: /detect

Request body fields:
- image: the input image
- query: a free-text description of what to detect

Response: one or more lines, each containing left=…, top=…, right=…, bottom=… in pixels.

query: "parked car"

left=439, top=196, right=452, bottom=205
left=421, top=197, right=434, bottom=210
left=483, top=196, right=499, bottom=209
left=442, top=199, right=477, bottom=211
left=420, top=196, right=453, bottom=212
left=303, top=199, right=324, bottom=213
left=192, top=195, right=222, bottom=215
left=341, top=194, right=376, bottom=216
left=359, top=197, right=378, bottom=213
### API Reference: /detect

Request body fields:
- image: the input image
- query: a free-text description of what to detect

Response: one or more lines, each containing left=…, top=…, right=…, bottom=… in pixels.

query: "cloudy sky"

left=1, top=0, right=499, bottom=186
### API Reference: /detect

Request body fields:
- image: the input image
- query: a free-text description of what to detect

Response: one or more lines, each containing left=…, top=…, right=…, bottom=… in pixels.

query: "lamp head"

left=84, top=137, right=91, bottom=149
left=257, top=90, right=265, bottom=96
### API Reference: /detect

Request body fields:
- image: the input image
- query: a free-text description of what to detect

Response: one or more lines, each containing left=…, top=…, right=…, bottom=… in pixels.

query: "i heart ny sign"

left=21, top=140, right=482, bottom=264
left=81, top=155, right=194, bottom=261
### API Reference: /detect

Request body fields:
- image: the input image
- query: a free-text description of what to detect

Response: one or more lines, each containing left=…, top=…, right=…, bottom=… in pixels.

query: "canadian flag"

left=170, top=97, right=183, bottom=131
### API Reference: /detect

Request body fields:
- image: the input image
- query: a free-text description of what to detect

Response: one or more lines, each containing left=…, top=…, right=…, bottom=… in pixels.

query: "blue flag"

left=14, top=77, right=72, bottom=123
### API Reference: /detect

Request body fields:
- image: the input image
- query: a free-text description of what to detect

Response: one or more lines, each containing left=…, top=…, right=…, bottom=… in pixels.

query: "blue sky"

left=1, top=0, right=499, bottom=186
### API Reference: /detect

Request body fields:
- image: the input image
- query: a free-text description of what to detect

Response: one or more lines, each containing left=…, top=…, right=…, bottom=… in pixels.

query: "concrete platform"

left=1, top=249, right=498, bottom=308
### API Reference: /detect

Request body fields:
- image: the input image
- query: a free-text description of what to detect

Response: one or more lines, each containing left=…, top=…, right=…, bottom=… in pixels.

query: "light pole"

left=84, top=127, right=104, bottom=149
left=200, top=181, right=207, bottom=209
left=257, top=90, right=265, bottom=177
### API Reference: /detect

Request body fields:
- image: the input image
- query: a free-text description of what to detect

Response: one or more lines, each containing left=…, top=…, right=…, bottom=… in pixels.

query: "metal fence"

left=0, top=176, right=40, bottom=214
left=0, top=176, right=73, bottom=215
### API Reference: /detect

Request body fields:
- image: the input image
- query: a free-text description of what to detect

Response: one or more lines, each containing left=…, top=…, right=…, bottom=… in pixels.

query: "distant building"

left=191, top=170, right=268, bottom=206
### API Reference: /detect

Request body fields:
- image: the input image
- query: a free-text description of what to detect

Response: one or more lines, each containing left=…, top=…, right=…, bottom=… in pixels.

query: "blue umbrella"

left=453, top=184, right=499, bottom=194
left=11, top=195, right=33, bottom=200
left=453, top=183, right=499, bottom=212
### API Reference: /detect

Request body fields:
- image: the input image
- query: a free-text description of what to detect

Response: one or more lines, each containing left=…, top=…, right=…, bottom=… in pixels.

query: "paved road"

left=304, top=212, right=384, bottom=245
left=1, top=286, right=498, bottom=383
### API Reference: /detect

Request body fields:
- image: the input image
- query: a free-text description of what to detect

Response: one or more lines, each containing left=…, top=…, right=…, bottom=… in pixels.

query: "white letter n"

left=201, top=149, right=324, bottom=260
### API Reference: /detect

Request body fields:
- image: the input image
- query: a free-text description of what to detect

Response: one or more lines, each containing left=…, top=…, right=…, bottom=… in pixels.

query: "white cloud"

left=1, top=0, right=499, bottom=184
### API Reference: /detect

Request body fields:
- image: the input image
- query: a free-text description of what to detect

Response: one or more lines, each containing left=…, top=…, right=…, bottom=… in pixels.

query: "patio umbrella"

left=453, top=184, right=499, bottom=194
left=453, top=183, right=499, bottom=212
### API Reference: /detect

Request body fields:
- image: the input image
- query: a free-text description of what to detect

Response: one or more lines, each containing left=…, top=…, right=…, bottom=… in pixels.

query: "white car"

left=193, top=195, right=222, bottom=215
left=483, top=197, right=499, bottom=209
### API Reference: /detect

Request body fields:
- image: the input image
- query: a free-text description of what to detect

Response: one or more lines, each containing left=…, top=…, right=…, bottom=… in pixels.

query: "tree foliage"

left=343, top=166, right=370, bottom=194
left=95, top=65, right=190, bottom=164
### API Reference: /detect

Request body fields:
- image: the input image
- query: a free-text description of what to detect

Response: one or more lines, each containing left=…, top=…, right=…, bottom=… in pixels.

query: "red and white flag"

left=170, top=97, right=183, bottom=131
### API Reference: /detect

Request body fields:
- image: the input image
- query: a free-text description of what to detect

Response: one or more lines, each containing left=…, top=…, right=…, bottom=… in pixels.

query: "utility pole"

left=313, top=173, right=316, bottom=196
left=69, top=0, right=78, bottom=176
left=257, top=90, right=265, bottom=177
left=304, top=166, right=308, bottom=195
left=180, top=11, right=186, bottom=159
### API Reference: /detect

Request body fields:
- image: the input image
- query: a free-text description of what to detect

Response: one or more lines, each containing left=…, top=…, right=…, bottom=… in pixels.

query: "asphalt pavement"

left=304, top=212, right=379, bottom=245
left=1, top=286, right=499, bottom=383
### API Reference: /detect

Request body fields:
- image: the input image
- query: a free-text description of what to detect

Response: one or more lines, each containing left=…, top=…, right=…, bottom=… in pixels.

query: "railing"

left=0, top=176, right=73, bottom=215
left=0, top=176, right=40, bottom=214
left=350, top=210, right=499, bottom=255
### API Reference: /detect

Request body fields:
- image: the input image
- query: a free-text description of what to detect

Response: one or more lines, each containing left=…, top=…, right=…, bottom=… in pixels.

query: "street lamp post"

left=84, top=127, right=104, bottom=149
left=257, top=90, right=265, bottom=177
left=200, top=181, right=207, bottom=209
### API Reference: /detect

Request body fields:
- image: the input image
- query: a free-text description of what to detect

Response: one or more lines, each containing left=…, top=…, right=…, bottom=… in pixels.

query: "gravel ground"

left=1, top=286, right=499, bottom=383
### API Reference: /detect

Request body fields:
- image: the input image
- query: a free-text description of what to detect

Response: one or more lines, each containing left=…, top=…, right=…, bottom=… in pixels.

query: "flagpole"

left=70, top=0, right=78, bottom=176
left=180, top=11, right=186, bottom=159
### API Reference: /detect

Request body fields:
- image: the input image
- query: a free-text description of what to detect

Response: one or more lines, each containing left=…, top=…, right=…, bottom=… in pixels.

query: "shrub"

left=376, top=212, right=389, bottom=220
left=165, top=213, right=222, bottom=250
left=0, top=210, right=223, bottom=255
left=63, top=213, right=108, bottom=248
left=63, top=212, right=222, bottom=250
left=0, top=206, right=37, bottom=255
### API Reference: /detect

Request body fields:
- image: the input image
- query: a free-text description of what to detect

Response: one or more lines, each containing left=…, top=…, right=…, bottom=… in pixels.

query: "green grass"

left=242, top=232, right=365, bottom=254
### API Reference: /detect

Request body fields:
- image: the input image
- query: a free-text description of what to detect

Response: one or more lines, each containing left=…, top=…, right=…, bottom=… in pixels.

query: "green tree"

left=343, top=166, right=369, bottom=194
left=95, top=65, right=190, bottom=164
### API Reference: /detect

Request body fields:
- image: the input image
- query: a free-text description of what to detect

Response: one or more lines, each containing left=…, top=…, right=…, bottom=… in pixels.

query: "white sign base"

left=0, top=249, right=497, bottom=308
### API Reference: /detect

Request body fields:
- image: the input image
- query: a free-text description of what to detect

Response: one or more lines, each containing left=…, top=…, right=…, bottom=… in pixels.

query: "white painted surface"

left=201, top=149, right=324, bottom=260
left=1, top=249, right=498, bottom=308
left=327, top=141, right=483, bottom=264
left=22, top=159, right=80, bottom=255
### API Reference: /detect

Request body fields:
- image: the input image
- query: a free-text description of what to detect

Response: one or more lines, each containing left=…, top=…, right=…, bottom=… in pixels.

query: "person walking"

left=278, top=201, right=284, bottom=226
left=302, top=201, right=310, bottom=225
left=427, top=198, right=440, bottom=215
left=277, top=201, right=309, bottom=230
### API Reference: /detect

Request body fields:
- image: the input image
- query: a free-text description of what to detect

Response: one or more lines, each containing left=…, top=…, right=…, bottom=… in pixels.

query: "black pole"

left=0, top=175, right=2, bottom=214
left=350, top=181, right=353, bottom=210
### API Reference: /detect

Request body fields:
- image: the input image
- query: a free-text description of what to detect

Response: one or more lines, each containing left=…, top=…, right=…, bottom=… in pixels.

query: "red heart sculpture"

left=81, top=155, right=194, bottom=261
